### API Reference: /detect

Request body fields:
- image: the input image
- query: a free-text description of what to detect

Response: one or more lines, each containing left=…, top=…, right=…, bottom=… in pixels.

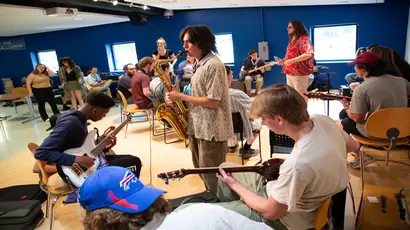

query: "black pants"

left=32, top=87, right=60, bottom=121
left=106, top=155, right=142, bottom=178
left=339, top=109, right=362, bottom=136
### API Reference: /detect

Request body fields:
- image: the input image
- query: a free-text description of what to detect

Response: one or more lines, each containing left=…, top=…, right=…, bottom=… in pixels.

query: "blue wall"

left=0, top=0, right=409, bottom=93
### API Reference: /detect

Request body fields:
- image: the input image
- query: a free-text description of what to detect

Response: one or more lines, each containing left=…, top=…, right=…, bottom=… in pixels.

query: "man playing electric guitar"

left=35, top=92, right=142, bottom=189
left=240, top=49, right=265, bottom=96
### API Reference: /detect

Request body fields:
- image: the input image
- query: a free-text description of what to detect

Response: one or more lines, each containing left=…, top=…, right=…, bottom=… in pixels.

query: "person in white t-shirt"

left=215, top=84, right=360, bottom=230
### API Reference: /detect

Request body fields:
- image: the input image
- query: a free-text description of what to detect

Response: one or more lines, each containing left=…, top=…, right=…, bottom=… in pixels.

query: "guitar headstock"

left=258, top=158, right=285, bottom=183
left=157, top=169, right=188, bottom=185
left=269, top=61, right=279, bottom=66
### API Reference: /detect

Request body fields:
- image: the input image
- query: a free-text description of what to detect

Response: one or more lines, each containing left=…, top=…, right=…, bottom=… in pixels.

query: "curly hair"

left=83, top=196, right=170, bottom=230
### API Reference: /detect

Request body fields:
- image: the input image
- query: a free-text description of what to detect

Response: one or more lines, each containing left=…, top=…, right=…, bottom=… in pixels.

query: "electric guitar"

left=305, top=92, right=410, bottom=107
left=157, top=158, right=284, bottom=185
left=61, top=114, right=131, bottom=187
left=240, top=61, right=279, bottom=79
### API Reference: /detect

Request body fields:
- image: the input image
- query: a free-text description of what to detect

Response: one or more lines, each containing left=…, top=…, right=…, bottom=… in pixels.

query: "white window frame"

left=312, top=24, right=358, bottom=63
left=215, top=33, right=235, bottom=64
left=111, top=42, right=138, bottom=71
left=36, top=50, right=59, bottom=73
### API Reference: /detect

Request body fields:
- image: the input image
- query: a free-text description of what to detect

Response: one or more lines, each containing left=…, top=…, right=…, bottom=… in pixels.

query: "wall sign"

left=0, top=38, right=26, bottom=51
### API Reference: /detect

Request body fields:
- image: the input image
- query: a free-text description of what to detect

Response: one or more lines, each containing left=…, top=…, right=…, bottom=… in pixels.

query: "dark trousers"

left=106, top=155, right=142, bottom=178
left=32, top=87, right=60, bottom=121
left=339, top=109, right=362, bottom=136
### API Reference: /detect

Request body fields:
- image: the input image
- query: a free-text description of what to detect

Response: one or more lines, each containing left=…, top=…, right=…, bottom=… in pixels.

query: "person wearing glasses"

left=276, top=21, right=314, bottom=102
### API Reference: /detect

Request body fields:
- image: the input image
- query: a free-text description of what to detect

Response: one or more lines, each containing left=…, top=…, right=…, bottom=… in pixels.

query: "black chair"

left=232, top=112, right=262, bottom=165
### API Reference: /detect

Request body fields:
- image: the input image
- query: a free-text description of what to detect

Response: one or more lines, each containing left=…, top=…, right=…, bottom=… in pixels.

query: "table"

left=0, top=93, right=38, bottom=123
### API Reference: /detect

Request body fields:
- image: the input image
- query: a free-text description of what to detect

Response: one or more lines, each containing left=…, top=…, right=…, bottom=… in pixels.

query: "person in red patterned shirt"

left=277, top=21, right=314, bottom=102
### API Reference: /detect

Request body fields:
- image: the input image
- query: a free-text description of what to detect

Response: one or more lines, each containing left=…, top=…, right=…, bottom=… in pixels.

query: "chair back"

left=365, top=108, right=410, bottom=139
left=315, top=197, right=331, bottom=230
left=117, top=90, right=128, bottom=108
left=232, top=112, right=243, bottom=134
left=27, top=142, right=51, bottom=186
left=12, top=87, right=28, bottom=95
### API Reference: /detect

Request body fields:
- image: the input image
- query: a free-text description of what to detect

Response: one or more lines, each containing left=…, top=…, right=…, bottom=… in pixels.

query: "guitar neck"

left=183, top=165, right=261, bottom=175
left=248, top=62, right=277, bottom=74
left=321, top=94, right=351, bottom=101
left=92, top=119, right=129, bottom=155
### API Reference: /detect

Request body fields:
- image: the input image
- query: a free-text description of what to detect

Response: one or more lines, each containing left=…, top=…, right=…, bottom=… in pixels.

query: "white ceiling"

left=126, top=0, right=384, bottom=10
left=0, top=4, right=129, bottom=37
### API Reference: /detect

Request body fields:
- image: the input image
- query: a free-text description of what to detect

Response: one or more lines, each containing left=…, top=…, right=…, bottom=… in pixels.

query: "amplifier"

left=340, top=85, right=352, bottom=97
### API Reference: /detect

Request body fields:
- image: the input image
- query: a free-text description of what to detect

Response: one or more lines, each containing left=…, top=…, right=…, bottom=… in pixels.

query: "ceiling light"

left=142, top=5, right=148, bottom=10
left=93, top=0, right=98, bottom=2
left=112, top=0, right=118, bottom=6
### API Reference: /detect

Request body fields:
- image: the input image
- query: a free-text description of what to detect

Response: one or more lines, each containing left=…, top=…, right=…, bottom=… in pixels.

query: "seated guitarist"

left=215, top=84, right=360, bottom=229
left=34, top=92, right=142, bottom=189
left=241, top=49, right=265, bottom=96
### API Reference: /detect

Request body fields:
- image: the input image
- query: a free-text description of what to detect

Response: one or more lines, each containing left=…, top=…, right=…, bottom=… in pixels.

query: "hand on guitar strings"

left=216, top=168, right=239, bottom=188
left=74, top=156, right=95, bottom=168
left=105, top=136, right=117, bottom=151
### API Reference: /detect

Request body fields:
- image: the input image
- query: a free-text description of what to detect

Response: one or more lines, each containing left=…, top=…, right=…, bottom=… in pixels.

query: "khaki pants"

left=89, top=80, right=112, bottom=97
left=189, top=135, right=227, bottom=195
left=244, top=75, right=263, bottom=94
left=216, top=162, right=288, bottom=230
left=286, top=75, right=308, bottom=95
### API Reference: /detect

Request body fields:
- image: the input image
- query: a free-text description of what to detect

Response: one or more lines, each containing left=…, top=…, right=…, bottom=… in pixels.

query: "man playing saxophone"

left=165, top=25, right=233, bottom=195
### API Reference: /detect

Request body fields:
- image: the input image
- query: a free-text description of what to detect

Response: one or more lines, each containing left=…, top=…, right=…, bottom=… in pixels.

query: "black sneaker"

left=62, top=105, right=70, bottom=111
left=239, top=148, right=259, bottom=159
left=228, top=144, right=238, bottom=153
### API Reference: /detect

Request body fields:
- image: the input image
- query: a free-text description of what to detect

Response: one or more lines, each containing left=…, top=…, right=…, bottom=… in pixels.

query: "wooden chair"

left=351, top=108, right=410, bottom=188
left=117, top=90, right=150, bottom=138
left=28, top=143, right=72, bottom=230
left=11, top=87, right=28, bottom=115
left=315, top=197, right=332, bottom=230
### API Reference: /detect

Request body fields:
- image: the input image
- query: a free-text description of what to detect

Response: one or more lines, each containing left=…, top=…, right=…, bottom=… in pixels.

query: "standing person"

left=152, top=37, right=177, bottom=72
left=240, top=49, right=265, bottom=96
left=26, top=64, right=60, bottom=121
left=166, top=25, right=233, bottom=195
left=57, top=67, right=71, bottom=111
left=277, top=21, right=314, bottom=101
left=59, top=57, right=84, bottom=109
left=131, top=57, right=154, bottom=109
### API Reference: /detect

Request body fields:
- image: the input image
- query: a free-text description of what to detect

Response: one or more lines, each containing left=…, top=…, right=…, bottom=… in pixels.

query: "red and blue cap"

left=79, top=166, right=166, bottom=214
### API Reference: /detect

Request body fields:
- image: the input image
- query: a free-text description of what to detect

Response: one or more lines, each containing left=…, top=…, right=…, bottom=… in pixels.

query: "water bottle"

left=274, top=56, right=281, bottom=62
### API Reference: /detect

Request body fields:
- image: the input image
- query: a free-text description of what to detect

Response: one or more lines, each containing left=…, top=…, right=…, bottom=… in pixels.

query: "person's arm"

left=26, top=73, right=34, bottom=97
left=218, top=169, right=288, bottom=220
left=46, top=68, right=55, bottom=77
left=347, top=88, right=368, bottom=124
left=284, top=37, right=314, bottom=65
left=74, top=66, right=83, bottom=83
left=178, top=94, right=220, bottom=108
left=258, top=60, right=266, bottom=73
left=35, top=119, right=80, bottom=166
left=141, top=75, right=152, bottom=98
left=346, top=135, right=360, bottom=154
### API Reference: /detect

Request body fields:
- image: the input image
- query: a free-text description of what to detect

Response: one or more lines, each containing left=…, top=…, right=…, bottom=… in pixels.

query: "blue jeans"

left=345, top=73, right=363, bottom=85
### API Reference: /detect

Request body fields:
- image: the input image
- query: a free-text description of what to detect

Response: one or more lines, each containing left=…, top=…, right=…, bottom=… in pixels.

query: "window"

left=111, top=42, right=138, bottom=71
left=37, top=50, right=59, bottom=72
left=215, top=33, right=234, bottom=64
left=313, top=24, right=357, bottom=62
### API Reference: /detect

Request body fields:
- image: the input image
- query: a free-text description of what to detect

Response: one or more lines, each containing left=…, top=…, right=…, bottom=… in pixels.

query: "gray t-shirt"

left=350, top=74, right=410, bottom=137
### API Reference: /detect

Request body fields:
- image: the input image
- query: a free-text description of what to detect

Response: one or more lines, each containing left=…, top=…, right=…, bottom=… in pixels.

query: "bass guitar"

left=61, top=114, right=131, bottom=187
left=158, top=158, right=284, bottom=185
left=239, top=61, right=278, bottom=79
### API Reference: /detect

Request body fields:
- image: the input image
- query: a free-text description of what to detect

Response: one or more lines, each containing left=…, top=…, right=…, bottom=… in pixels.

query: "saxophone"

left=155, top=51, right=189, bottom=140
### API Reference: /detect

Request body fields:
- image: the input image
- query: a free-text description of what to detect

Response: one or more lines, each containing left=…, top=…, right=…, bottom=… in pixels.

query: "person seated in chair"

left=214, top=84, right=359, bottom=230
left=150, top=63, right=170, bottom=103
left=117, top=64, right=136, bottom=105
left=80, top=166, right=272, bottom=230
left=225, top=66, right=261, bottom=159
left=240, top=49, right=265, bottom=96
left=85, top=67, right=112, bottom=97
left=34, top=92, right=142, bottom=189
left=345, top=47, right=367, bottom=86
left=132, top=57, right=154, bottom=109
left=337, top=52, right=410, bottom=169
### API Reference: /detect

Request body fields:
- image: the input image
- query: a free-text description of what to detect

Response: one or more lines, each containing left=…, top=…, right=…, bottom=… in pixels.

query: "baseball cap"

left=79, top=166, right=166, bottom=214
left=348, top=52, right=380, bottom=65
left=45, top=114, right=60, bottom=131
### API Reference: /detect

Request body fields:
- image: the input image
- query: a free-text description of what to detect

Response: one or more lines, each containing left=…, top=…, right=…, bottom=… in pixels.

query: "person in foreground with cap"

left=35, top=92, right=142, bottom=188
left=80, top=166, right=271, bottom=230
left=337, top=52, right=410, bottom=169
